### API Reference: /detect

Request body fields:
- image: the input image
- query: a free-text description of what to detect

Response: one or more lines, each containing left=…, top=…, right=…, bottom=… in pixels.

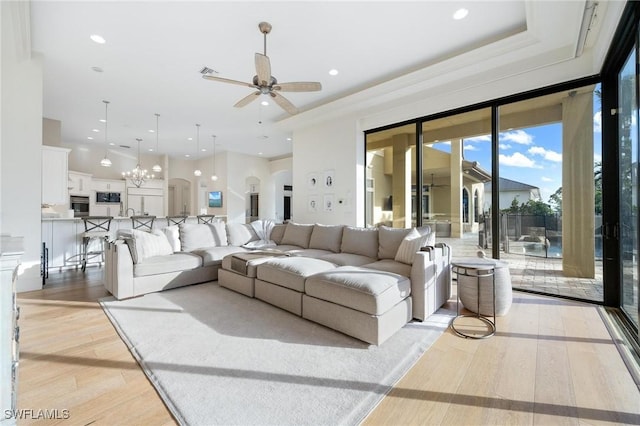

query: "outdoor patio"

left=441, top=232, right=604, bottom=302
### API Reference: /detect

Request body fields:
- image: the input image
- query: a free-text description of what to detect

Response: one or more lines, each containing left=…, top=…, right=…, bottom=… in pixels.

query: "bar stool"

left=167, top=215, right=188, bottom=226
left=81, top=216, right=113, bottom=272
left=131, top=215, right=156, bottom=231
left=197, top=214, right=216, bottom=224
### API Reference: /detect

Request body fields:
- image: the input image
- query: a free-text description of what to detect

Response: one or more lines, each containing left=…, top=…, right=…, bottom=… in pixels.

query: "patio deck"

left=440, top=232, right=604, bottom=302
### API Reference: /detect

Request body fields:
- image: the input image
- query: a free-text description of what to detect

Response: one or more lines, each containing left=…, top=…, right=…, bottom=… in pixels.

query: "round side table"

left=450, top=258, right=501, bottom=339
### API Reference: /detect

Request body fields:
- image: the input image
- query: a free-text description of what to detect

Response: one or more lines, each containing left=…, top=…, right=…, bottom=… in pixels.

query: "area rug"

left=100, top=282, right=454, bottom=425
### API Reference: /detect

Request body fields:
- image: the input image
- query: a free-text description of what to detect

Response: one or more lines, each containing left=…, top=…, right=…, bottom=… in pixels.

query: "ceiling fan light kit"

left=202, top=21, right=322, bottom=115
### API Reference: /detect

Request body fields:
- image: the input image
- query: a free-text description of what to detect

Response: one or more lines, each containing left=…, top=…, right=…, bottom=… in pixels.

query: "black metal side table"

left=450, top=259, right=497, bottom=339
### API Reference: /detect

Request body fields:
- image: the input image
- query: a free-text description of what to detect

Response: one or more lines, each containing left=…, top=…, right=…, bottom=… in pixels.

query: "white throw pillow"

left=395, top=228, right=432, bottom=265
left=162, top=225, right=181, bottom=252
left=131, top=229, right=174, bottom=263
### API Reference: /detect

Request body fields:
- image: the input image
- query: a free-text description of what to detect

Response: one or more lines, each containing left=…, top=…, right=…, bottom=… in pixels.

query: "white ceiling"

left=30, top=1, right=614, bottom=161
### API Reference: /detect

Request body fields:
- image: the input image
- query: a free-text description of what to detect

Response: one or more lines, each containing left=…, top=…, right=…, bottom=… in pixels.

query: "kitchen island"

left=41, top=216, right=225, bottom=272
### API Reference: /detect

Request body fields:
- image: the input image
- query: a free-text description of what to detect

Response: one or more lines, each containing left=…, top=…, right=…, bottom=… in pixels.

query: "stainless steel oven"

left=70, top=196, right=89, bottom=217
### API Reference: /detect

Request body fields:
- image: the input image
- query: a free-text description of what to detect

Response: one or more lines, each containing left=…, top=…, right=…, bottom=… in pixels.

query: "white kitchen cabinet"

left=41, top=220, right=81, bottom=270
left=68, top=171, right=92, bottom=196
left=127, top=194, right=164, bottom=217
left=92, top=178, right=125, bottom=193
left=91, top=204, right=122, bottom=217
left=41, top=146, right=71, bottom=205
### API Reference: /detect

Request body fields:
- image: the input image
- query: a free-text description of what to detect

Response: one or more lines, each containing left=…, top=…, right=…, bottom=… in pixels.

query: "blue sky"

left=457, top=94, right=603, bottom=204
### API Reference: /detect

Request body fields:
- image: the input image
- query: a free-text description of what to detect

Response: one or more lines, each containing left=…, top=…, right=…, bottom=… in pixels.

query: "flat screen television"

left=208, top=191, right=223, bottom=208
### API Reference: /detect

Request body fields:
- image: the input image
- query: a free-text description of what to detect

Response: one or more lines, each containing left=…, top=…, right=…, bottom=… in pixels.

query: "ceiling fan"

left=201, top=21, right=322, bottom=115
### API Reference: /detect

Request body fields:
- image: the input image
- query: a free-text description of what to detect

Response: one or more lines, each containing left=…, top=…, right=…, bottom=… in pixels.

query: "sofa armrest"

left=410, top=242, right=452, bottom=321
left=105, top=240, right=135, bottom=300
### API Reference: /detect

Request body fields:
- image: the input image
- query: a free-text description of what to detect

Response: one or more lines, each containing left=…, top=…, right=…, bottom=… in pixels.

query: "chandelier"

left=122, top=138, right=154, bottom=187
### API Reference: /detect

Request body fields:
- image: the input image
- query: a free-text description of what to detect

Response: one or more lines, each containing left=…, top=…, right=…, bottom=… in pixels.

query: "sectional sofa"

left=104, top=221, right=452, bottom=344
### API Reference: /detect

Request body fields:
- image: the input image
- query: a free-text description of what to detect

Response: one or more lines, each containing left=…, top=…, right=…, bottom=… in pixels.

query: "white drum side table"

left=450, top=258, right=503, bottom=339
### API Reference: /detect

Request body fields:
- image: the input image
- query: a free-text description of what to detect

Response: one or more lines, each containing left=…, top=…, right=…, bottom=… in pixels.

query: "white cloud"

left=541, top=176, right=554, bottom=182
left=528, top=146, right=562, bottom=162
left=465, top=135, right=491, bottom=143
left=499, top=143, right=512, bottom=150
left=594, top=153, right=602, bottom=163
left=464, top=144, right=479, bottom=151
left=500, top=129, right=534, bottom=145
left=593, top=110, right=602, bottom=134
left=499, top=152, right=540, bottom=168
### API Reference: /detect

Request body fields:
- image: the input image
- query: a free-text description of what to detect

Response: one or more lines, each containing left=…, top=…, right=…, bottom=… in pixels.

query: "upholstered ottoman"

left=219, top=251, right=289, bottom=297
left=255, top=257, right=337, bottom=316
left=303, top=266, right=413, bottom=345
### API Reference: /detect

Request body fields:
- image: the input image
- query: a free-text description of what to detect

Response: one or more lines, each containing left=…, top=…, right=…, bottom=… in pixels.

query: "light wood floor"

left=17, top=268, right=640, bottom=425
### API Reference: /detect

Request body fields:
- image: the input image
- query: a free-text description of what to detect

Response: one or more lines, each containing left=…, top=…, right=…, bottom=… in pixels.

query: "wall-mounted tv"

left=208, top=191, right=223, bottom=208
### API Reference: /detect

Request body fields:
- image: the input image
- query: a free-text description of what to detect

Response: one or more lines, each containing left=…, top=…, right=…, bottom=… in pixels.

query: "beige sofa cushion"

left=280, top=222, right=314, bottom=248
left=378, top=226, right=412, bottom=260
left=270, top=224, right=287, bottom=244
left=309, top=224, right=344, bottom=253
left=341, top=226, right=379, bottom=259
left=133, top=252, right=203, bottom=277
left=180, top=223, right=228, bottom=251
left=257, top=257, right=336, bottom=292
left=305, top=266, right=411, bottom=315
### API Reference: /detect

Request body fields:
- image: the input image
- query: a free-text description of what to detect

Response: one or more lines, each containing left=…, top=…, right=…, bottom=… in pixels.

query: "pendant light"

left=100, top=100, right=112, bottom=167
left=152, top=113, right=162, bottom=173
left=210, top=135, right=218, bottom=181
left=122, top=138, right=151, bottom=187
left=193, top=124, right=202, bottom=177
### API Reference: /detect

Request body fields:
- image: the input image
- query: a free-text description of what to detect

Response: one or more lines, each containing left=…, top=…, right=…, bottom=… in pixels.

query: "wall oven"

left=70, top=196, right=89, bottom=217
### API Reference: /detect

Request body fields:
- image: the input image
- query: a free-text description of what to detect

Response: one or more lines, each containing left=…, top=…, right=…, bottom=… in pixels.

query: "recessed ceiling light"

left=99, top=119, right=106, bottom=123
left=187, top=137, right=193, bottom=141
left=148, top=148, right=154, bottom=152
left=148, top=129, right=154, bottom=133
left=258, top=152, right=263, bottom=156
left=453, top=8, right=468, bottom=20
left=329, top=69, right=339, bottom=76
left=92, top=129, right=100, bottom=132
left=109, top=142, right=115, bottom=146
left=185, top=154, right=191, bottom=158
left=90, top=34, right=106, bottom=44
left=87, top=136, right=94, bottom=140
left=91, top=66, right=103, bottom=73
left=286, top=137, right=292, bottom=141
left=201, top=148, right=207, bottom=152
left=261, top=100, right=269, bottom=106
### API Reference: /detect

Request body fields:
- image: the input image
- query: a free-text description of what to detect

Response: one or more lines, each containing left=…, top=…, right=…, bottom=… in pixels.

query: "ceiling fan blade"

left=203, top=75, right=255, bottom=88
left=273, top=82, right=322, bottom=92
left=255, top=53, right=271, bottom=86
left=234, top=91, right=261, bottom=108
left=270, top=92, right=298, bottom=115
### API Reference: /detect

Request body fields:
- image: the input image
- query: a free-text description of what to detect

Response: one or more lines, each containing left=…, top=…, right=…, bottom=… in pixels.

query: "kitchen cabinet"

left=91, top=204, right=122, bottom=217
left=41, top=220, right=81, bottom=270
left=41, top=146, right=71, bottom=205
left=68, top=171, right=92, bottom=196
left=126, top=182, right=164, bottom=217
left=92, top=178, right=125, bottom=193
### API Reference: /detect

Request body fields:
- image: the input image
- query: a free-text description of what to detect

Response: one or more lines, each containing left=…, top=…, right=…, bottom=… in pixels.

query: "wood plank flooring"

left=16, top=267, right=640, bottom=425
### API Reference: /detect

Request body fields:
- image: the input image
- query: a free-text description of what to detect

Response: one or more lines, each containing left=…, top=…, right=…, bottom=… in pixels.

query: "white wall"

left=1, top=1, right=44, bottom=291
left=225, top=152, right=273, bottom=223
left=292, top=119, right=363, bottom=226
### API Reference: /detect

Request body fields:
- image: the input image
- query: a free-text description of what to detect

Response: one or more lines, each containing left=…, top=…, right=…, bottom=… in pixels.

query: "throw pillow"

left=395, top=228, right=431, bottom=265
left=162, top=225, right=181, bottom=252
left=227, top=223, right=259, bottom=246
left=131, top=229, right=173, bottom=263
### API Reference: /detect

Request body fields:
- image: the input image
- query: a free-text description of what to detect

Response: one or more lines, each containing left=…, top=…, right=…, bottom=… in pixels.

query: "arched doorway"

left=168, top=178, right=191, bottom=216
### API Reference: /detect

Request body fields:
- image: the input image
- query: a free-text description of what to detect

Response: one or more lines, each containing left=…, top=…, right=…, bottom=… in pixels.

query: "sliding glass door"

left=619, top=46, right=639, bottom=330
